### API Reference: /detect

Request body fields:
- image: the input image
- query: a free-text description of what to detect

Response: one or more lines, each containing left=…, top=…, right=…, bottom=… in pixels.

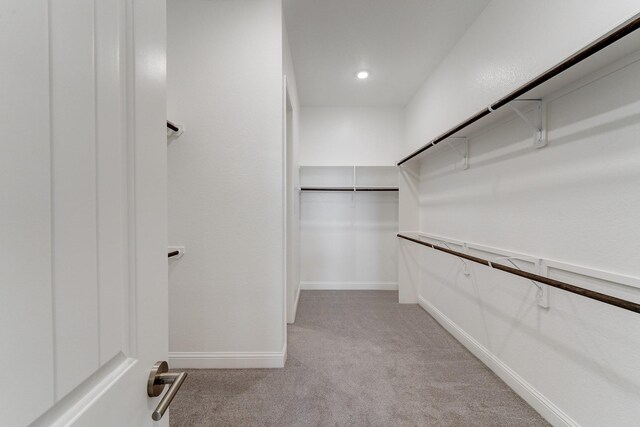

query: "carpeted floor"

left=170, top=290, right=548, bottom=426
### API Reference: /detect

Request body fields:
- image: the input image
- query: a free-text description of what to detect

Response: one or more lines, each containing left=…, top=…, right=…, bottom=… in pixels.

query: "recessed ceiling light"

left=356, top=70, right=369, bottom=80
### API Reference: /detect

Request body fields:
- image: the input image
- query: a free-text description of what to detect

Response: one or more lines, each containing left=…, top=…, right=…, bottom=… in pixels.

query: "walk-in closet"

left=4, top=1, right=640, bottom=426
left=163, top=2, right=640, bottom=424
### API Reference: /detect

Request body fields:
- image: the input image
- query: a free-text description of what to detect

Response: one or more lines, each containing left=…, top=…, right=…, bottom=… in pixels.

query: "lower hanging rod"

left=397, top=233, right=640, bottom=315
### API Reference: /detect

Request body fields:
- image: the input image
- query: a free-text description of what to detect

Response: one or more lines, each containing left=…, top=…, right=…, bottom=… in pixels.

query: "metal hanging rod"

left=168, top=250, right=179, bottom=258
left=397, top=14, right=640, bottom=166
left=300, top=187, right=399, bottom=192
left=300, top=187, right=353, bottom=191
left=397, top=233, right=640, bottom=315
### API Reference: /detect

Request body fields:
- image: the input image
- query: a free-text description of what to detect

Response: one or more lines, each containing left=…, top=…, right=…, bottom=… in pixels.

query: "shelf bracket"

left=443, top=137, right=469, bottom=170
left=436, top=240, right=470, bottom=275
left=508, top=100, right=546, bottom=149
left=462, top=243, right=471, bottom=276
left=535, top=260, right=550, bottom=308
left=490, top=256, right=549, bottom=308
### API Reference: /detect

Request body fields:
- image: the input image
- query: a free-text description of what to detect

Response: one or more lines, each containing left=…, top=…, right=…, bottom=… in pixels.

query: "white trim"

left=282, top=74, right=288, bottom=368
left=288, top=283, right=302, bottom=324
left=300, top=281, right=398, bottom=290
left=31, top=355, right=135, bottom=427
left=417, top=295, right=578, bottom=427
left=169, top=348, right=286, bottom=369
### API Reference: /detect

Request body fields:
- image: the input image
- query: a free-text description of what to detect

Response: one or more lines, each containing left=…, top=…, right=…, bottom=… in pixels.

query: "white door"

left=1, top=1, right=174, bottom=426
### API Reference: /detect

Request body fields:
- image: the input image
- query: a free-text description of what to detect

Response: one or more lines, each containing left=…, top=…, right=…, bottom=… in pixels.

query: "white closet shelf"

left=300, top=165, right=398, bottom=190
left=397, top=232, right=640, bottom=315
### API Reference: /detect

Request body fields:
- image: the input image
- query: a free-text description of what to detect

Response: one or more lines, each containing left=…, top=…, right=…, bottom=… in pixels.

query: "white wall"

left=415, top=52, right=640, bottom=427
left=167, top=0, right=286, bottom=368
left=397, top=160, right=420, bottom=303
left=301, top=107, right=404, bottom=165
left=283, top=22, right=302, bottom=324
left=299, top=108, right=402, bottom=290
left=300, top=191, right=399, bottom=290
left=401, top=1, right=640, bottom=425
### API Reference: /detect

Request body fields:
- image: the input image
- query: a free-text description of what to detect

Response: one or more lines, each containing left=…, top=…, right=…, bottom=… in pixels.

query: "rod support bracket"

left=509, top=99, right=546, bottom=149
left=462, top=243, right=470, bottom=275
left=535, top=260, right=550, bottom=308
left=490, top=256, right=549, bottom=308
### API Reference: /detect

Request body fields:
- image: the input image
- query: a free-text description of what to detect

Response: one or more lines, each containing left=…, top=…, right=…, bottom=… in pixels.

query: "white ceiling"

left=283, top=0, right=490, bottom=107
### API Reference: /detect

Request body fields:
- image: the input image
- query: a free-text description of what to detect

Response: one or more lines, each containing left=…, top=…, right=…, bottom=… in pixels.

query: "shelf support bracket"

left=436, top=240, right=470, bottom=275
left=489, top=256, right=549, bottom=308
left=508, top=99, right=546, bottom=148
left=443, top=137, right=469, bottom=170
left=535, top=260, right=550, bottom=308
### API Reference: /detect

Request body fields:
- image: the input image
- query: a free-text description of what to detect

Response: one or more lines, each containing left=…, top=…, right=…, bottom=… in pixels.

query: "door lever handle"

left=148, top=361, right=188, bottom=421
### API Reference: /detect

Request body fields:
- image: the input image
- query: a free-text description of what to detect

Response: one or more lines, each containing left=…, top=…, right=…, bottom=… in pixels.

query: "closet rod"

left=397, top=233, right=640, bottom=315
left=168, top=250, right=179, bottom=258
left=167, top=121, right=180, bottom=132
left=397, top=14, right=640, bottom=166
left=300, top=188, right=354, bottom=191
left=300, top=188, right=399, bottom=192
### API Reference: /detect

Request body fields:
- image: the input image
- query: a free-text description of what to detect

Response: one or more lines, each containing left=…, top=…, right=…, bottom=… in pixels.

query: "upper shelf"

left=299, top=166, right=398, bottom=192
left=397, top=14, right=640, bottom=166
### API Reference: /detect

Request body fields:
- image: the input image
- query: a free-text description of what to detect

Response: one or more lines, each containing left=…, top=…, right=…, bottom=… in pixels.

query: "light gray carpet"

left=170, top=290, right=548, bottom=426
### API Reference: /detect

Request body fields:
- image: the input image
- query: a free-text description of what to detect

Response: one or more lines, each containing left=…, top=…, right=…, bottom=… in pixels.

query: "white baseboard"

left=300, top=281, right=398, bottom=290
left=417, top=295, right=578, bottom=427
left=169, top=349, right=286, bottom=369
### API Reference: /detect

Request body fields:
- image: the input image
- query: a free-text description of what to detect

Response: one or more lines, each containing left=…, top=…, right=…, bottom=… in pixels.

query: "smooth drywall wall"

left=301, top=107, right=404, bottom=166
left=283, top=21, right=301, bottom=324
left=397, top=160, right=420, bottom=303
left=300, top=191, right=399, bottom=290
left=402, top=1, right=640, bottom=424
left=299, top=107, right=402, bottom=289
left=416, top=50, right=640, bottom=427
left=167, top=0, right=285, bottom=368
